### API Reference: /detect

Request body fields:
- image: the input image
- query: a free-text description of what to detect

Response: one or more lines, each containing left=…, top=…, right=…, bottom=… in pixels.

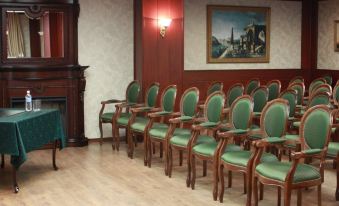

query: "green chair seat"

left=116, top=113, right=133, bottom=125
left=256, top=162, right=321, bottom=183
left=130, top=117, right=150, bottom=132
left=101, top=112, right=114, bottom=122
left=221, top=150, right=278, bottom=167
left=200, top=122, right=218, bottom=128
left=170, top=134, right=215, bottom=147
left=328, top=142, right=339, bottom=157
left=218, top=128, right=248, bottom=134
left=249, top=133, right=263, bottom=140
left=149, top=125, right=191, bottom=140
left=193, top=142, right=241, bottom=157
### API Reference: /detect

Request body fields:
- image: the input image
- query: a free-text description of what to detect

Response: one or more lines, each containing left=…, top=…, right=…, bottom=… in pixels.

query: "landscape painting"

left=335, top=20, right=339, bottom=52
left=207, top=5, right=270, bottom=63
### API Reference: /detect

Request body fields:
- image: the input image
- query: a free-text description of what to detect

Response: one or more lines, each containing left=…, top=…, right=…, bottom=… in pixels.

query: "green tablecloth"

left=0, top=109, right=66, bottom=168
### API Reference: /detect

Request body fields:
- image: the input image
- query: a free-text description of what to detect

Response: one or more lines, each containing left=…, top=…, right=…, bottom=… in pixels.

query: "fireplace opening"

left=10, top=97, right=67, bottom=133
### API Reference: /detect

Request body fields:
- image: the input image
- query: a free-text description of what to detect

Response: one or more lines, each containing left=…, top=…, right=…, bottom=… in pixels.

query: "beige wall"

left=318, top=0, right=339, bottom=70
left=78, top=0, right=134, bottom=139
left=184, top=0, right=302, bottom=70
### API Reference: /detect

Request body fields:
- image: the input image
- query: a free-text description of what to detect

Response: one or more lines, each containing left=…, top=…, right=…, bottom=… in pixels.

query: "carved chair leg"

left=259, top=183, right=264, bottom=200
left=213, top=161, right=218, bottom=201
left=115, top=127, right=120, bottom=151
left=318, top=185, right=322, bottom=206
left=203, top=160, right=207, bottom=177
left=246, top=171, right=252, bottom=206
left=297, top=189, right=302, bottom=206
left=152, top=142, right=156, bottom=154
left=52, top=140, right=58, bottom=170
left=219, top=165, right=225, bottom=203
left=179, top=150, right=183, bottom=166
left=160, top=142, right=163, bottom=158
left=191, top=154, right=196, bottom=190
left=186, top=150, right=192, bottom=187
left=148, top=139, right=153, bottom=168
left=125, top=128, right=128, bottom=144
left=278, top=187, right=281, bottom=206
left=168, top=146, right=173, bottom=178
left=111, top=123, right=116, bottom=150
left=253, top=176, right=259, bottom=206
left=243, top=173, right=247, bottom=194
left=1, top=154, right=4, bottom=169
left=336, top=154, right=339, bottom=201
left=143, top=133, right=148, bottom=166
left=284, top=186, right=292, bottom=206
left=99, top=120, right=103, bottom=145
left=228, top=170, right=232, bottom=188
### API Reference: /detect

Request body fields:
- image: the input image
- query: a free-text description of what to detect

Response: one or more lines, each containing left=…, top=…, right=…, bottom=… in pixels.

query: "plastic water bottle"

left=25, top=90, right=32, bottom=111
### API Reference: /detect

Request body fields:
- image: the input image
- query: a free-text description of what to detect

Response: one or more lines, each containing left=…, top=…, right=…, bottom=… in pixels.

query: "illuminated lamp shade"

left=159, top=18, right=172, bottom=38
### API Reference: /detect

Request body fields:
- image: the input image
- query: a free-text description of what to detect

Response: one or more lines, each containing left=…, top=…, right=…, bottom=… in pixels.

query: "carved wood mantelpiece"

left=0, top=0, right=88, bottom=146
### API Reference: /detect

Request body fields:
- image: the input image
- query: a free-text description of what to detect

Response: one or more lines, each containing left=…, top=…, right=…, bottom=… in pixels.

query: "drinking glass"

left=33, top=99, right=41, bottom=111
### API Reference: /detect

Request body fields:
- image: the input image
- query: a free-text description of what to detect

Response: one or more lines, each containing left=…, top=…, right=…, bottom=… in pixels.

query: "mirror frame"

left=1, top=5, right=70, bottom=66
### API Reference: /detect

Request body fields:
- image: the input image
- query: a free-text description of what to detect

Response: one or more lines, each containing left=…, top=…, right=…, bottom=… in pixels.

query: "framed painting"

left=335, top=20, right=339, bottom=52
left=207, top=5, right=270, bottom=63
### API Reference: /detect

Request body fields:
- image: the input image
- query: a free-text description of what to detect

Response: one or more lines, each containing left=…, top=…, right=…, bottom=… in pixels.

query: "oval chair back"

left=288, top=82, right=305, bottom=106
left=145, top=82, right=160, bottom=107
left=204, top=91, right=225, bottom=124
left=267, top=80, right=281, bottom=101
left=279, top=89, right=297, bottom=118
left=126, top=80, right=141, bottom=105
left=321, top=74, right=333, bottom=86
left=311, top=83, right=332, bottom=97
left=180, top=87, right=199, bottom=118
left=160, top=85, right=177, bottom=113
left=251, top=86, right=269, bottom=114
left=308, top=78, right=326, bottom=95
left=207, top=81, right=223, bottom=96
left=289, top=76, right=304, bottom=86
left=333, top=83, right=339, bottom=106
left=245, top=78, right=260, bottom=95
left=299, top=105, right=332, bottom=152
left=225, top=83, right=244, bottom=108
left=228, top=95, right=253, bottom=130
left=260, top=98, right=289, bottom=138
left=307, top=92, right=331, bottom=109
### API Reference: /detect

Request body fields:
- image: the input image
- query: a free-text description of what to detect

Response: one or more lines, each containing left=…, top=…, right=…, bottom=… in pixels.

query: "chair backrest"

left=251, top=86, right=268, bottom=113
left=204, top=91, right=225, bottom=123
left=180, top=87, right=199, bottom=117
left=207, top=81, right=223, bottom=96
left=307, top=92, right=330, bottom=109
left=160, top=85, right=177, bottom=112
left=225, top=83, right=244, bottom=107
left=267, top=80, right=281, bottom=101
left=308, top=77, right=326, bottom=94
left=126, top=80, right=141, bottom=104
left=260, top=98, right=289, bottom=138
left=321, top=74, right=332, bottom=86
left=289, top=76, right=304, bottom=86
left=333, top=83, right=339, bottom=106
left=288, top=82, right=305, bottom=105
left=245, top=78, right=260, bottom=95
left=229, top=95, right=253, bottom=130
left=299, top=105, right=332, bottom=150
left=310, top=83, right=332, bottom=96
left=279, top=89, right=297, bottom=118
left=145, top=82, right=160, bottom=107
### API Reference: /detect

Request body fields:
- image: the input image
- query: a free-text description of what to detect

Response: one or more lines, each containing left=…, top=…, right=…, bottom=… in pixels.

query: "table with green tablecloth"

left=0, top=109, right=66, bottom=192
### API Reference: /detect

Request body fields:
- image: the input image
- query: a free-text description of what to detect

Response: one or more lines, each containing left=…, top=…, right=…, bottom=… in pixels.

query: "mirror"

left=6, top=11, right=64, bottom=58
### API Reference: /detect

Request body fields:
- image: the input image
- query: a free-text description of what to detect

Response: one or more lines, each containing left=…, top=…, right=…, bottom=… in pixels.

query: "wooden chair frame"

left=225, top=83, right=244, bottom=108
left=245, top=78, right=260, bottom=95
left=252, top=105, right=333, bottom=206
left=288, top=82, right=306, bottom=106
left=288, top=76, right=304, bottom=86
left=266, top=79, right=282, bottom=101
left=98, top=80, right=140, bottom=150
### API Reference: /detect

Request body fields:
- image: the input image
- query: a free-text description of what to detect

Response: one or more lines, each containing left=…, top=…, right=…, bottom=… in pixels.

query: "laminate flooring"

left=0, top=142, right=337, bottom=206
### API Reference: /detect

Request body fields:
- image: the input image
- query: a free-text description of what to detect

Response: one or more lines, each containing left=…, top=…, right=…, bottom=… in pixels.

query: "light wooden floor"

left=0, top=142, right=338, bottom=206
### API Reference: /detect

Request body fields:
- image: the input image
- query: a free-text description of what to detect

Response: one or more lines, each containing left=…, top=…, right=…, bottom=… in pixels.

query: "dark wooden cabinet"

left=0, top=0, right=88, bottom=146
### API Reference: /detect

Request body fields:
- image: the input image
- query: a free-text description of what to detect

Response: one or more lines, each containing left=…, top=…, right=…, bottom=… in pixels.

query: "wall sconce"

left=159, top=18, right=172, bottom=38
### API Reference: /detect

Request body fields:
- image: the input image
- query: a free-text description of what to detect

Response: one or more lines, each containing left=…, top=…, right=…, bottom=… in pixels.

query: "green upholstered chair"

left=294, top=92, right=330, bottom=118
left=127, top=85, right=176, bottom=164
left=327, top=141, right=339, bottom=201
left=279, top=89, right=297, bottom=120
left=225, top=83, right=244, bottom=108
left=99, top=80, right=141, bottom=150
left=321, top=74, right=333, bottom=86
left=308, top=78, right=326, bottom=95
left=267, top=80, right=281, bottom=101
left=217, top=98, right=288, bottom=205
left=310, top=83, right=332, bottom=97
left=113, top=82, right=160, bottom=152
left=245, top=78, right=260, bottom=95
left=251, top=86, right=269, bottom=117
left=289, top=76, right=304, bottom=86
left=252, top=105, right=333, bottom=206
left=188, top=91, right=242, bottom=201
left=288, top=82, right=305, bottom=107
left=207, top=81, right=224, bottom=96
left=333, top=83, right=339, bottom=107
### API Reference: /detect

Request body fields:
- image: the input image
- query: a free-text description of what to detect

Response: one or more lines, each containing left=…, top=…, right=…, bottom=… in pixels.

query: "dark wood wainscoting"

left=312, top=69, right=339, bottom=86
left=183, top=69, right=306, bottom=100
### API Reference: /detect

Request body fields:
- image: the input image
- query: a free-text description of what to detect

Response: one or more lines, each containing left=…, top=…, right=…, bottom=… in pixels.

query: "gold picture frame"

left=207, top=5, right=270, bottom=63
left=335, top=20, right=339, bottom=52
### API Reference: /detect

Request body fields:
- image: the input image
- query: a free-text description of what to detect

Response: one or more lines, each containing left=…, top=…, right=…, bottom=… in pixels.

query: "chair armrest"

left=115, top=102, right=138, bottom=109
left=169, top=116, right=194, bottom=124
left=217, top=130, right=237, bottom=139
left=131, top=107, right=161, bottom=113
left=101, top=99, right=125, bottom=105
left=291, top=149, right=323, bottom=160
left=223, top=108, right=230, bottom=114
left=198, top=104, right=205, bottom=110
left=192, top=122, right=221, bottom=131
left=148, top=111, right=180, bottom=118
